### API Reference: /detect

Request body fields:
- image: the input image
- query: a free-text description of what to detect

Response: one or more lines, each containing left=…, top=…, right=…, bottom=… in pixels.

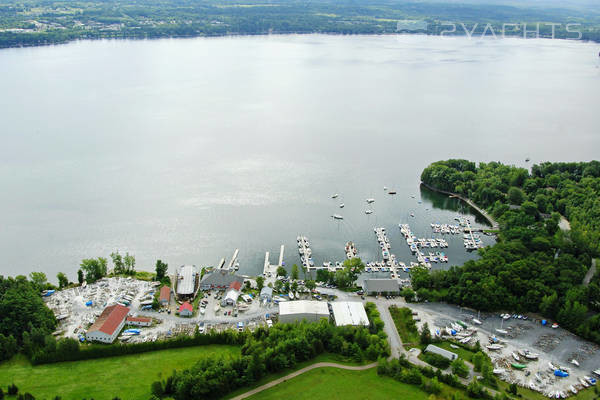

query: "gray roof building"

left=424, top=344, right=458, bottom=361
left=176, top=265, right=198, bottom=297
left=260, top=286, right=273, bottom=301
left=362, top=279, right=400, bottom=294
left=199, top=269, right=244, bottom=290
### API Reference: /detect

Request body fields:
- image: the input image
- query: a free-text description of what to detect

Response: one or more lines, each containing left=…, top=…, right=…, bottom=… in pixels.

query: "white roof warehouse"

left=279, top=300, right=330, bottom=324
left=176, top=265, right=198, bottom=297
left=330, top=301, right=370, bottom=327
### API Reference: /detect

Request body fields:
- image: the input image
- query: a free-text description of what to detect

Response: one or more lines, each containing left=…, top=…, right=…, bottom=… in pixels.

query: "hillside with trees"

left=0, top=0, right=599, bottom=48
left=416, top=160, right=600, bottom=343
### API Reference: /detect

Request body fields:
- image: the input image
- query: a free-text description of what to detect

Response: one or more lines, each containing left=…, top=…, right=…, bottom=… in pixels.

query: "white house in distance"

left=279, top=300, right=329, bottom=324
left=86, top=304, right=130, bottom=343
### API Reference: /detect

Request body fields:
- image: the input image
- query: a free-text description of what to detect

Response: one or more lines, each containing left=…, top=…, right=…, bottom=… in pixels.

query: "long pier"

left=227, top=249, right=240, bottom=269
left=262, top=245, right=285, bottom=287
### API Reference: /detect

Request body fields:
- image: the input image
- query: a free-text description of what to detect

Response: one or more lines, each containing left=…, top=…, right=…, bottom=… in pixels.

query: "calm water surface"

left=1, top=34, right=599, bottom=280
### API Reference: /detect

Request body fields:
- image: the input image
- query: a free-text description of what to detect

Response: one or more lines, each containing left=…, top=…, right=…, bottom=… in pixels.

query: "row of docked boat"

left=297, top=236, right=314, bottom=269
left=430, top=223, right=463, bottom=235
left=374, top=227, right=392, bottom=261
left=345, top=241, right=358, bottom=259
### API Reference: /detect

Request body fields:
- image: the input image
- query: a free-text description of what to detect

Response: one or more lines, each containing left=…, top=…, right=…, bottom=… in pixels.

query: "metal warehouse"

left=278, top=300, right=329, bottom=324
left=330, top=301, right=370, bottom=327
left=176, top=265, right=198, bottom=298
left=424, top=344, right=458, bottom=361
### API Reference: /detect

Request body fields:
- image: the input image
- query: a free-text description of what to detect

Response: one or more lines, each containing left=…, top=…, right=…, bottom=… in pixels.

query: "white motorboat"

left=569, top=385, right=577, bottom=394
left=332, top=214, right=344, bottom=220
left=366, top=198, right=375, bottom=203
left=288, top=291, right=295, bottom=300
left=339, top=203, right=345, bottom=208
left=365, top=210, right=373, bottom=214
left=486, top=344, right=503, bottom=350
left=496, top=329, right=508, bottom=335
left=571, top=359, right=579, bottom=367
left=512, top=352, right=520, bottom=362
left=472, top=318, right=482, bottom=325
left=493, top=368, right=505, bottom=375
left=332, top=194, right=339, bottom=199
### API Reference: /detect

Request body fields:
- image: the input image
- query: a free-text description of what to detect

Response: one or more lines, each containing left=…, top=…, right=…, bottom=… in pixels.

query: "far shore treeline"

left=412, top=160, right=600, bottom=343
left=1, top=0, right=600, bottom=49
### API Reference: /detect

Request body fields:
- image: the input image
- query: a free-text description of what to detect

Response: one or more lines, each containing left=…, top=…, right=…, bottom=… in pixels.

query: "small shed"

left=424, top=344, right=458, bottom=361
left=260, top=287, right=273, bottom=302
left=223, top=289, right=240, bottom=306
left=179, top=301, right=193, bottom=317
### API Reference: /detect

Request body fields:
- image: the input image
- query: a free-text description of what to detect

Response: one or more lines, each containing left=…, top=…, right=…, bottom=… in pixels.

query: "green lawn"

left=246, top=367, right=433, bottom=400
left=226, top=353, right=367, bottom=399
left=0, top=345, right=239, bottom=400
left=389, top=306, right=420, bottom=347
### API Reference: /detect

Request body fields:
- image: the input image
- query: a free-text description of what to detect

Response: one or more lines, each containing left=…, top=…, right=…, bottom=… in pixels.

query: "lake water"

left=1, top=34, right=599, bottom=281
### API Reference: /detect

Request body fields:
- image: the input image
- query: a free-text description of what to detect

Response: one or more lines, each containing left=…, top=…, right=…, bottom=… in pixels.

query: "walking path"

left=229, top=362, right=378, bottom=400
left=583, top=258, right=597, bottom=286
left=420, top=182, right=499, bottom=230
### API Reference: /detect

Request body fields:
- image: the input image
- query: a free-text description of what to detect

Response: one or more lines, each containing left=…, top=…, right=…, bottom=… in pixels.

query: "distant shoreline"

left=420, top=182, right=499, bottom=230
left=1, top=31, right=598, bottom=51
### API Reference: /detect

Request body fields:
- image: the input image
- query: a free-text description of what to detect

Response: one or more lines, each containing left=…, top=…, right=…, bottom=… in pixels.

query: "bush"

left=451, top=359, right=469, bottom=378
left=151, top=381, right=163, bottom=397
left=7, top=384, right=18, bottom=396
left=421, top=352, right=451, bottom=369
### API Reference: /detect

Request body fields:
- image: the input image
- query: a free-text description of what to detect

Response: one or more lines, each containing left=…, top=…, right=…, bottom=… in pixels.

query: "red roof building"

left=179, top=301, right=193, bottom=317
left=86, top=304, right=130, bottom=343
left=229, top=281, right=242, bottom=291
left=159, top=285, right=171, bottom=305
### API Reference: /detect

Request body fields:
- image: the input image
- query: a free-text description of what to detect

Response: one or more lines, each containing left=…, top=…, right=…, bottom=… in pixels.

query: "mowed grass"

left=247, top=367, right=433, bottom=400
left=0, top=345, right=239, bottom=400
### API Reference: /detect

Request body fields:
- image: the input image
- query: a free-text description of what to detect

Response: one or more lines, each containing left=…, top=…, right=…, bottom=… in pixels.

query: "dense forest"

left=0, top=275, right=57, bottom=361
left=413, top=160, right=600, bottom=343
left=0, top=0, right=599, bottom=48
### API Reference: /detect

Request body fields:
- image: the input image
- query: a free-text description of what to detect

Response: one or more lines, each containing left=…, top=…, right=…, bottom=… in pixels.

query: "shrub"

left=7, top=384, right=18, bottom=396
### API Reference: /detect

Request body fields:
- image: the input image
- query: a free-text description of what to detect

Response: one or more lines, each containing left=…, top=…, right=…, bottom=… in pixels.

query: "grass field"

left=246, top=367, right=434, bottom=400
left=226, top=353, right=367, bottom=399
left=0, top=345, right=239, bottom=400
left=389, top=306, right=420, bottom=347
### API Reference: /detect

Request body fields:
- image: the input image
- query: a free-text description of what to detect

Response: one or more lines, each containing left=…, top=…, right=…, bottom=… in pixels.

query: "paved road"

left=229, top=362, right=378, bottom=400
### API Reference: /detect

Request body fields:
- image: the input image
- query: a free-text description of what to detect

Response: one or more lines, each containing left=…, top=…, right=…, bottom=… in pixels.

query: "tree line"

left=417, top=159, right=600, bottom=344
left=153, top=302, right=389, bottom=399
